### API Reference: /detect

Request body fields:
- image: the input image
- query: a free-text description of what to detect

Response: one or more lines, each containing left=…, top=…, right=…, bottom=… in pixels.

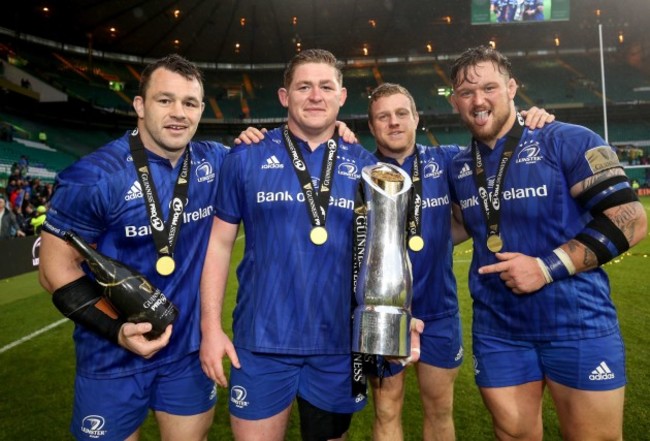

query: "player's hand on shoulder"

left=521, top=106, right=555, bottom=129
left=234, top=127, right=267, bottom=145
left=335, top=120, right=358, bottom=144
left=117, top=322, right=172, bottom=359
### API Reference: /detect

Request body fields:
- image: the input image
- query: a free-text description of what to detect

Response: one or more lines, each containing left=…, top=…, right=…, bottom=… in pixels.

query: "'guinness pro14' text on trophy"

left=65, top=230, right=178, bottom=340
left=352, top=163, right=413, bottom=356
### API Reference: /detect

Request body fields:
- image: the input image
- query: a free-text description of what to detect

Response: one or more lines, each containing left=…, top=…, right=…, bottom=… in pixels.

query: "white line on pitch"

left=0, top=318, right=68, bottom=355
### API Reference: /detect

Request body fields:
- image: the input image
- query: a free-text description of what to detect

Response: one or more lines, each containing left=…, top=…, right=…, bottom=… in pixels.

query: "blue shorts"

left=472, top=331, right=626, bottom=390
left=375, top=312, right=464, bottom=378
left=71, top=352, right=217, bottom=441
left=229, top=348, right=367, bottom=420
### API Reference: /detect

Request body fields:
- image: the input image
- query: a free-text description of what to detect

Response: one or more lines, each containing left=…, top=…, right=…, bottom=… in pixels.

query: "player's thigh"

left=415, top=362, right=459, bottom=411
left=546, top=379, right=624, bottom=441
left=473, top=334, right=545, bottom=437
left=369, top=368, right=406, bottom=415
left=541, top=333, right=626, bottom=441
left=156, top=408, right=214, bottom=441
left=231, top=406, right=293, bottom=441
left=480, top=381, right=545, bottom=439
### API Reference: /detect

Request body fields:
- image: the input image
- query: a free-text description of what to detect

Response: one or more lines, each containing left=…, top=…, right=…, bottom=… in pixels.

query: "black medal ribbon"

left=471, top=114, right=524, bottom=251
left=351, top=181, right=374, bottom=397
left=281, top=125, right=338, bottom=238
left=128, top=130, right=190, bottom=273
left=406, top=148, right=424, bottom=251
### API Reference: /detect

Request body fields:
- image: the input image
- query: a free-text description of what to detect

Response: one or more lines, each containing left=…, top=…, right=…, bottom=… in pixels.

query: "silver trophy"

left=352, top=162, right=413, bottom=356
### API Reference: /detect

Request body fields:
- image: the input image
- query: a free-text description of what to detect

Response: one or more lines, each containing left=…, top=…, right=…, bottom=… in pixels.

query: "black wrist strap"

left=52, top=276, right=125, bottom=344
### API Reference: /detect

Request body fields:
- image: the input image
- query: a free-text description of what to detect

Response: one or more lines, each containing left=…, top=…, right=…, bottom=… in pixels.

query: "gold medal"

left=486, top=234, right=503, bottom=253
left=408, top=235, right=424, bottom=252
left=156, top=255, right=176, bottom=276
left=310, top=226, right=328, bottom=245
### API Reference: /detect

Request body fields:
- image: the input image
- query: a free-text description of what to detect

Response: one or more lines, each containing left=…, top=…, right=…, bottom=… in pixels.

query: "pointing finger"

left=478, top=261, right=509, bottom=275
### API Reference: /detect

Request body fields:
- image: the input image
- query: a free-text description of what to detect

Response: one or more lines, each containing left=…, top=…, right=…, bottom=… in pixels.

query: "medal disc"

left=408, top=235, right=424, bottom=252
left=156, top=255, right=176, bottom=276
left=486, top=234, right=503, bottom=253
left=310, top=226, right=328, bottom=245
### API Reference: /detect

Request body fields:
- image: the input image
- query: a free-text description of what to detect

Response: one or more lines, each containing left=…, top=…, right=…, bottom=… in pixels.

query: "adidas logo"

left=454, top=345, right=464, bottom=362
left=261, top=155, right=284, bottom=169
left=589, top=361, right=615, bottom=381
left=458, top=163, right=472, bottom=179
left=125, top=181, right=143, bottom=201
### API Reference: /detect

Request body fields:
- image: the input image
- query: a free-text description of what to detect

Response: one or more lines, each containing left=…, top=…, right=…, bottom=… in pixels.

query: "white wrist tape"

left=553, top=248, right=576, bottom=276
left=536, top=257, right=554, bottom=284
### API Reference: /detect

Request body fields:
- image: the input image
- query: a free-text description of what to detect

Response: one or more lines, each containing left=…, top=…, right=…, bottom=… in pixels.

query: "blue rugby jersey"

left=450, top=122, right=619, bottom=340
left=492, top=0, right=516, bottom=22
left=522, top=0, right=545, bottom=21
left=377, top=144, right=461, bottom=321
left=215, top=127, right=376, bottom=355
left=43, top=131, right=229, bottom=379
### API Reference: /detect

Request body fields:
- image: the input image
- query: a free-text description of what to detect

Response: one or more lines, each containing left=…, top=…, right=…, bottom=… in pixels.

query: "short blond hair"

left=368, top=83, right=417, bottom=119
left=283, top=49, right=344, bottom=88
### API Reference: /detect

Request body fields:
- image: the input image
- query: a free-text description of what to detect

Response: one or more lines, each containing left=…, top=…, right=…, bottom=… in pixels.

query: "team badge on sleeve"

left=585, top=146, right=620, bottom=173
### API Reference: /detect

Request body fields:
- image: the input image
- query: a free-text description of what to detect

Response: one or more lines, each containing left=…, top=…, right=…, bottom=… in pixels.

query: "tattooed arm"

left=566, top=167, right=648, bottom=271
left=479, top=167, right=647, bottom=294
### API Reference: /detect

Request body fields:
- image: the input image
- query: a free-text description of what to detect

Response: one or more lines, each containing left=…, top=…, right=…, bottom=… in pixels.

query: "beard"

left=464, top=106, right=512, bottom=145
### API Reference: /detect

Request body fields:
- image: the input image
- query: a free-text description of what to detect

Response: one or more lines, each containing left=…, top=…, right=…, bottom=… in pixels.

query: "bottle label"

left=143, top=289, right=168, bottom=312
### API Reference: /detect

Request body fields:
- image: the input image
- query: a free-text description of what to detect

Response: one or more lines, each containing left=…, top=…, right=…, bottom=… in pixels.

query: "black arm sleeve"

left=52, top=276, right=125, bottom=344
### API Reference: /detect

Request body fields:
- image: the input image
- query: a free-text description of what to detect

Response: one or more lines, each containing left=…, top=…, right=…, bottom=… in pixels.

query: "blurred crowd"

left=0, top=156, right=53, bottom=239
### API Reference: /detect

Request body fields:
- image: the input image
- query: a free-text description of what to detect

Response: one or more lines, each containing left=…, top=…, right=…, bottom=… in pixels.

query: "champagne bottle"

left=64, top=230, right=178, bottom=340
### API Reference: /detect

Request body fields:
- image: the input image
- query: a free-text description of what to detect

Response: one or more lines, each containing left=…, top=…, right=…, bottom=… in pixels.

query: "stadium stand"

left=340, top=66, right=377, bottom=117
left=558, top=53, right=650, bottom=103
left=379, top=63, right=454, bottom=114
left=245, top=70, right=285, bottom=119
left=0, top=36, right=648, bottom=181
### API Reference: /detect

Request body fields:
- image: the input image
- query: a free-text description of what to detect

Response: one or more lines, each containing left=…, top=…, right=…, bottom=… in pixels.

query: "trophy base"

left=352, top=306, right=411, bottom=357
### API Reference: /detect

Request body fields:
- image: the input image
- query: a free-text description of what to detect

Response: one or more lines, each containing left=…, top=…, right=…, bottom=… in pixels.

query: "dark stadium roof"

left=2, top=0, right=649, bottom=65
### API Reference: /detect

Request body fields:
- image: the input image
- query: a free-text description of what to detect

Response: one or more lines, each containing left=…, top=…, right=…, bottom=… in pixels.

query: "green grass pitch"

left=1, top=197, right=648, bottom=440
